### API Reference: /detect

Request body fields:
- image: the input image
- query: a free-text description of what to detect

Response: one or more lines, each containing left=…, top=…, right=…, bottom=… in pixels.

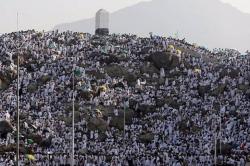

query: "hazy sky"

left=0, top=0, right=249, bottom=33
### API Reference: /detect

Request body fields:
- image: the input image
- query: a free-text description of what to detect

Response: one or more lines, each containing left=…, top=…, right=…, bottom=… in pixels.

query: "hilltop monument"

left=95, top=9, right=109, bottom=35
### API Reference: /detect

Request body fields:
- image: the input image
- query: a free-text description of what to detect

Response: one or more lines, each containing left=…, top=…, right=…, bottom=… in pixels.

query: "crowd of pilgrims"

left=0, top=30, right=249, bottom=165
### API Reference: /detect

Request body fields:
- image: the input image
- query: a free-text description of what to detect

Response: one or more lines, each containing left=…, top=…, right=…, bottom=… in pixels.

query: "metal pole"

left=16, top=13, right=20, bottom=165
left=123, top=101, right=126, bottom=148
left=214, top=122, right=217, bottom=166
left=220, top=115, right=222, bottom=155
left=214, top=135, right=217, bottom=165
left=16, top=55, right=20, bottom=166
left=71, top=70, right=75, bottom=166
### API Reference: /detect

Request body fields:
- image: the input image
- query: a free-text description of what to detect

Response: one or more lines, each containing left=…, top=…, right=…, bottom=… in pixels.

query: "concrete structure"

left=95, top=9, right=109, bottom=35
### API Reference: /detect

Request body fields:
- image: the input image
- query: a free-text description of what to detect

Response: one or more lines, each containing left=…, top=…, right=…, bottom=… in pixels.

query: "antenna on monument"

left=17, top=12, right=19, bottom=32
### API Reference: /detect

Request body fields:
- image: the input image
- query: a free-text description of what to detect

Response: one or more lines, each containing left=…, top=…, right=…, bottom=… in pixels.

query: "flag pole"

left=71, top=68, right=75, bottom=166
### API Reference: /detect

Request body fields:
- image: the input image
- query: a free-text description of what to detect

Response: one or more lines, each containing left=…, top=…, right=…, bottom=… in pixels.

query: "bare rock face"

left=87, top=118, right=108, bottom=132
left=198, top=85, right=210, bottom=97
left=139, top=132, right=154, bottom=144
left=246, top=89, right=250, bottom=99
left=104, top=65, right=137, bottom=86
left=0, top=75, right=10, bottom=91
left=0, top=120, right=14, bottom=138
left=149, top=52, right=180, bottom=70
left=214, top=142, right=233, bottom=155
left=100, top=54, right=120, bottom=65
left=0, top=79, right=3, bottom=90
left=109, top=109, right=134, bottom=130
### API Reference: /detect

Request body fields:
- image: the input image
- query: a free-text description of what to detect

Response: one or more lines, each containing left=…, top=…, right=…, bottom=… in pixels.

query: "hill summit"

left=55, top=0, right=250, bottom=52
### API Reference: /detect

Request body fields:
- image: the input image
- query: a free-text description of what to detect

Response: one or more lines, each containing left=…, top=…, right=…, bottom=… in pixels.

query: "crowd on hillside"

left=0, top=30, right=249, bottom=165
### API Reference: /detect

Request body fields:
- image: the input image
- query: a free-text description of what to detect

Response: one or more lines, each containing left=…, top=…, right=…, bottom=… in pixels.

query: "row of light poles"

left=15, top=57, right=76, bottom=166
left=14, top=11, right=75, bottom=165
left=15, top=59, right=221, bottom=165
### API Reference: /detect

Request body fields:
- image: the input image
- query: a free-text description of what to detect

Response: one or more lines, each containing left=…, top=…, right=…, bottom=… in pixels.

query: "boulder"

left=139, top=132, right=154, bottom=144
left=27, top=83, right=38, bottom=93
left=164, top=97, right=181, bottom=109
left=0, top=79, right=5, bottom=90
left=140, top=63, right=159, bottom=76
left=219, top=68, right=240, bottom=79
left=40, top=136, right=53, bottom=148
left=212, top=142, right=233, bottom=155
left=12, top=54, right=25, bottom=66
left=124, top=73, right=137, bottom=86
left=0, top=120, right=14, bottom=137
left=105, top=65, right=125, bottom=78
left=109, top=109, right=134, bottom=130
left=246, top=89, right=250, bottom=99
left=85, top=70, right=105, bottom=79
left=104, top=65, right=137, bottom=86
left=238, top=84, right=250, bottom=91
left=113, top=82, right=126, bottom=89
left=210, top=84, right=227, bottom=96
left=156, top=98, right=166, bottom=107
left=101, top=54, right=120, bottom=65
left=177, top=119, right=201, bottom=134
left=198, top=85, right=210, bottom=97
left=0, top=75, right=10, bottom=91
left=228, top=69, right=240, bottom=78
left=87, top=118, right=108, bottom=132
left=149, top=52, right=180, bottom=70
left=0, top=144, right=25, bottom=154
left=78, top=90, right=93, bottom=101
left=26, top=134, right=43, bottom=145
left=246, top=73, right=250, bottom=82
left=62, top=109, right=82, bottom=126
left=38, top=75, right=51, bottom=85
left=137, top=104, right=155, bottom=115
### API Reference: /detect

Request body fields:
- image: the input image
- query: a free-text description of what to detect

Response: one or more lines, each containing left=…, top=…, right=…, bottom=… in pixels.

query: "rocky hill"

left=0, top=31, right=249, bottom=164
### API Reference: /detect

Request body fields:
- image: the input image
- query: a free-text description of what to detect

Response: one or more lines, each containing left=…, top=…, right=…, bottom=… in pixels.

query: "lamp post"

left=71, top=67, right=75, bottom=166
left=16, top=55, right=20, bottom=166
left=123, top=100, right=126, bottom=148
left=211, top=113, right=217, bottom=166
left=15, top=39, right=26, bottom=166
left=16, top=11, right=20, bottom=166
left=123, top=90, right=130, bottom=156
left=219, top=115, right=222, bottom=155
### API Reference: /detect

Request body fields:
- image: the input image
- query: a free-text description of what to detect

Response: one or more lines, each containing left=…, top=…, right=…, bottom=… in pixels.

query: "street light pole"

left=214, top=134, right=217, bottom=165
left=16, top=11, right=20, bottom=166
left=16, top=55, right=20, bottom=166
left=220, top=115, right=222, bottom=155
left=71, top=69, right=75, bottom=166
left=214, top=116, right=217, bottom=166
left=123, top=101, right=126, bottom=147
